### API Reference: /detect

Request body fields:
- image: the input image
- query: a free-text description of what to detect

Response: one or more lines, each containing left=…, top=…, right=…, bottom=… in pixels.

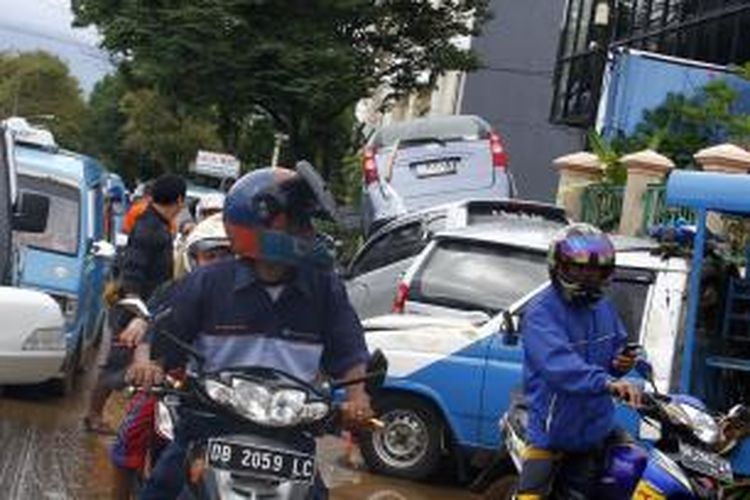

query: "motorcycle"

left=118, top=297, right=388, bottom=500
left=470, top=357, right=750, bottom=499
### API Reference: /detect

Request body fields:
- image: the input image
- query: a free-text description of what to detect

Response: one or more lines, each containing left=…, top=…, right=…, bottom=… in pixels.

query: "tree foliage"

left=71, top=0, right=489, bottom=179
left=0, top=51, right=88, bottom=149
left=119, top=88, right=222, bottom=178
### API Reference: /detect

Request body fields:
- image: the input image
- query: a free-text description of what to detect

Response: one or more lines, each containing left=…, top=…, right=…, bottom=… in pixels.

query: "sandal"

left=83, top=415, right=116, bottom=435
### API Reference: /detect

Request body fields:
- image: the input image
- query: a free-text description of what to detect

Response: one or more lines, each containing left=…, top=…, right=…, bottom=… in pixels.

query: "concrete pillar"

left=694, top=144, right=750, bottom=240
left=618, top=150, right=674, bottom=236
left=695, top=143, right=750, bottom=174
left=553, top=152, right=604, bottom=221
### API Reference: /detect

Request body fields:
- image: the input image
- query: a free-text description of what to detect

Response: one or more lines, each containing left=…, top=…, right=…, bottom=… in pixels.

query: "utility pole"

left=270, top=132, right=289, bottom=168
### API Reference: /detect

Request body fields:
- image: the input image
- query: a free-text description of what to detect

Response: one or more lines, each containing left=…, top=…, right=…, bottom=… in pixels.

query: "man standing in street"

left=84, top=173, right=186, bottom=433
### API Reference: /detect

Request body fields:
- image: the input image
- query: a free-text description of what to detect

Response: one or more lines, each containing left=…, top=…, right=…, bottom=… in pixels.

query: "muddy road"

left=0, top=370, right=477, bottom=499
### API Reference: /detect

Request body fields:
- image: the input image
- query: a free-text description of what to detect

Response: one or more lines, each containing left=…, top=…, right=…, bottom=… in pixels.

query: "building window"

left=551, top=0, right=750, bottom=127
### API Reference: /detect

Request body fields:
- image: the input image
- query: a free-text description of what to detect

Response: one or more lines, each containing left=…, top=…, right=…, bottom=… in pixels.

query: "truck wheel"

left=360, top=394, right=444, bottom=480
left=482, top=475, right=518, bottom=500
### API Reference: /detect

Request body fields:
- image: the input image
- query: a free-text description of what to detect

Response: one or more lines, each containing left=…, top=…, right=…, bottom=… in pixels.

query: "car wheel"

left=360, top=393, right=445, bottom=480
left=481, top=475, right=518, bottom=500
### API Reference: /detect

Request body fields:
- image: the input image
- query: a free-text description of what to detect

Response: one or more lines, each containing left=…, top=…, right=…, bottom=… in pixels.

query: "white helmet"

left=196, top=192, right=225, bottom=220
left=181, top=213, right=230, bottom=273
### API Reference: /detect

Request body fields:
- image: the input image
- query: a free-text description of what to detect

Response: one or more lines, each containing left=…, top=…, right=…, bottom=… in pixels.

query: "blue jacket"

left=522, top=285, right=628, bottom=452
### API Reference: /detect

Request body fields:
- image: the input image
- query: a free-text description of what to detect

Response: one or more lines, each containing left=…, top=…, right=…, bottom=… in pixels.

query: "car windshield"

left=15, top=173, right=81, bottom=255
left=412, top=239, right=549, bottom=313
left=371, top=116, right=490, bottom=149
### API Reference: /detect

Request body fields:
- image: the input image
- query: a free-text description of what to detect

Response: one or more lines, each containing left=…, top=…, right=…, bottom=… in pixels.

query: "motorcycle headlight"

left=203, top=377, right=329, bottom=427
left=664, top=401, right=721, bottom=446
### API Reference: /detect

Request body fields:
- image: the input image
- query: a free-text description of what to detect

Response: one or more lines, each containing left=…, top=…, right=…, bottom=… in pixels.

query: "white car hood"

left=364, top=314, right=488, bottom=378
left=0, top=287, right=63, bottom=350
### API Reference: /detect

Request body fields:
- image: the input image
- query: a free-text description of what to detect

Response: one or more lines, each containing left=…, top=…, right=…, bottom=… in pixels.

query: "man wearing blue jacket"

left=518, top=224, right=641, bottom=499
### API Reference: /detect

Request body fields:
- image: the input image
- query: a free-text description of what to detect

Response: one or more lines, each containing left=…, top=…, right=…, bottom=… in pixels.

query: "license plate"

left=633, top=480, right=666, bottom=499
left=679, top=441, right=733, bottom=483
left=206, top=439, right=315, bottom=483
left=413, top=159, right=459, bottom=178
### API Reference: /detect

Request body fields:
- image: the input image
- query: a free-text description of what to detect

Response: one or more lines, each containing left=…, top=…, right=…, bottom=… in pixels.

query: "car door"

left=82, top=182, right=107, bottom=344
left=346, top=221, right=430, bottom=319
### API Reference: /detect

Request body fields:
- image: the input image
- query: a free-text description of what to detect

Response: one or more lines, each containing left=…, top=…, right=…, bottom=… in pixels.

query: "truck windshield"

left=15, top=174, right=80, bottom=255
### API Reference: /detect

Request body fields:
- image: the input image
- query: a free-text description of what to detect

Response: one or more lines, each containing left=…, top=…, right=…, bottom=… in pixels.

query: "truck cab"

left=9, top=119, right=112, bottom=393
left=0, top=118, right=66, bottom=390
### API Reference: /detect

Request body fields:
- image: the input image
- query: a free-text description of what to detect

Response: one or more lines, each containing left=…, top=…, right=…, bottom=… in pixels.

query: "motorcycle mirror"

left=117, top=297, right=152, bottom=320
left=501, top=310, right=519, bottom=346
left=365, top=349, right=388, bottom=395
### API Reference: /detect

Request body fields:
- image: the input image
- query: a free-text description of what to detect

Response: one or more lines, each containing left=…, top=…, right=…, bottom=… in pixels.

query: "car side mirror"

left=12, top=192, right=50, bottom=233
left=365, top=349, right=389, bottom=395
left=91, top=240, right=116, bottom=260
left=501, top=310, right=519, bottom=346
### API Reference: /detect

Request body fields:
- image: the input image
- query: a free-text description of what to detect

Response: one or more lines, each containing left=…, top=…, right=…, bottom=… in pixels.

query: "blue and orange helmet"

left=223, top=162, right=339, bottom=268
left=548, top=223, right=615, bottom=304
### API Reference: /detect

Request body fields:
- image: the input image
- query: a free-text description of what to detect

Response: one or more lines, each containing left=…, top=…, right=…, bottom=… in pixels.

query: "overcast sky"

left=0, top=0, right=112, bottom=94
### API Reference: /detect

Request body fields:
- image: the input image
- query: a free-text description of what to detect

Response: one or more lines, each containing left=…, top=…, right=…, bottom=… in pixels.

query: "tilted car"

left=345, top=199, right=567, bottom=320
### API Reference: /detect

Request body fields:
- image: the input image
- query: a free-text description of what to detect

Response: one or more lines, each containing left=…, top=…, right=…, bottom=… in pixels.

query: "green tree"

left=0, top=51, right=88, bottom=149
left=82, top=71, right=130, bottom=173
left=72, top=0, right=489, bottom=178
left=120, top=88, right=222, bottom=178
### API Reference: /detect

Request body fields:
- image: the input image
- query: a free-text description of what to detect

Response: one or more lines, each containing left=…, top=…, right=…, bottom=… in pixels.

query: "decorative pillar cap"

left=621, top=149, right=674, bottom=176
left=695, top=143, right=750, bottom=173
left=553, top=151, right=603, bottom=175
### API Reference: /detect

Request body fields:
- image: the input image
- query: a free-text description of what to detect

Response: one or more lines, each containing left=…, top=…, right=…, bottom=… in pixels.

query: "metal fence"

left=641, top=183, right=696, bottom=234
left=580, top=183, right=624, bottom=232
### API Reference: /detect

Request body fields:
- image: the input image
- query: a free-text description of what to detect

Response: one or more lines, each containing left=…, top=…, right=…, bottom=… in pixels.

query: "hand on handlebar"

left=340, top=388, right=375, bottom=430
left=608, top=380, right=642, bottom=408
left=118, top=318, right=149, bottom=348
left=125, top=359, right=164, bottom=391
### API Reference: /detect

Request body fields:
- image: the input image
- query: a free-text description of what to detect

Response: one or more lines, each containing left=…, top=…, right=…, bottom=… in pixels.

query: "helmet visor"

left=558, top=261, right=614, bottom=289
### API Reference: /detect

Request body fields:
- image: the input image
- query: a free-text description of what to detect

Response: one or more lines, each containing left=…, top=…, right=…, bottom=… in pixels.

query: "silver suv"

left=361, top=115, right=514, bottom=236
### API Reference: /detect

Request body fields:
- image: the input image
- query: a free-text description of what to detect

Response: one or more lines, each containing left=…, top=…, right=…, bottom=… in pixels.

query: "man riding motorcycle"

left=517, top=224, right=642, bottom=499
left=127, top=165, right=372, bottom=499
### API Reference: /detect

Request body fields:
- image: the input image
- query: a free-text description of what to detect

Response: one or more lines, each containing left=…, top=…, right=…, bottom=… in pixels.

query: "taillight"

left=392, top=282, right=409, bottom=313
left=362, top=148, right=379, bottom=185
left=489, top=132, right=508, bottom=170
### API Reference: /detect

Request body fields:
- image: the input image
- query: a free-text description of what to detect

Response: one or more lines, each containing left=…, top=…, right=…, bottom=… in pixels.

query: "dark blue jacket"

left=161, top=259, right=369, bottom=381
left=522, top=285, right=628, bottom=452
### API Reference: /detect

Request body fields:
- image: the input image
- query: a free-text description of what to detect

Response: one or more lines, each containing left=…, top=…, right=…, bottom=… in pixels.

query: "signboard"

left=190, top=150, right=241, bottom=179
